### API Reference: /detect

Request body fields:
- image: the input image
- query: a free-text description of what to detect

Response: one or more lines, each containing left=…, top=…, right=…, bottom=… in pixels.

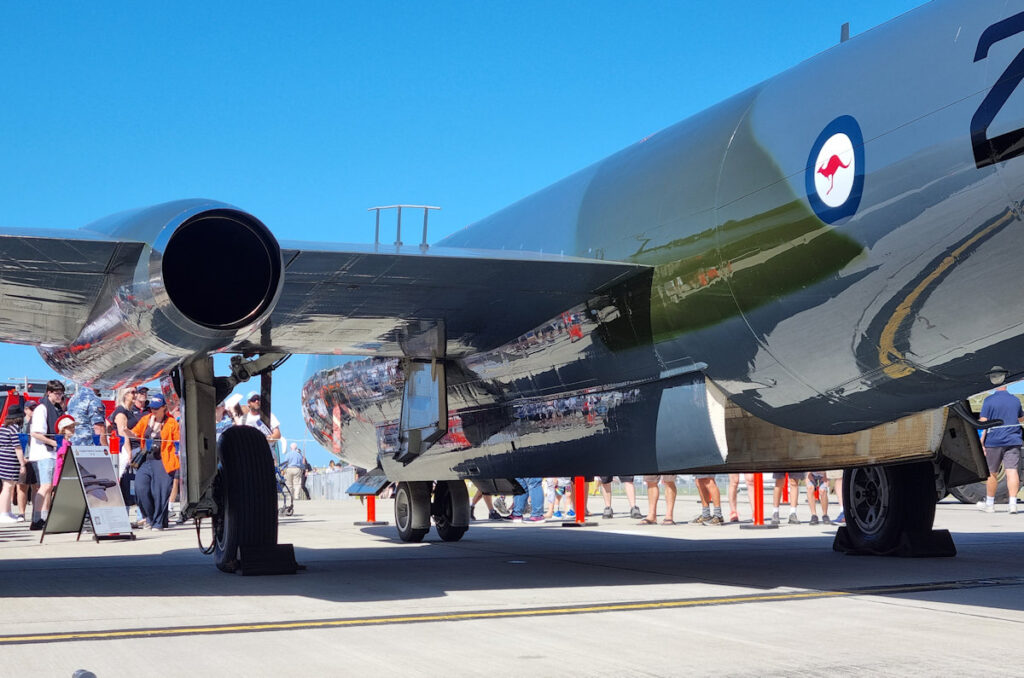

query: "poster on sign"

left=73, top=446, right=133, bottom=537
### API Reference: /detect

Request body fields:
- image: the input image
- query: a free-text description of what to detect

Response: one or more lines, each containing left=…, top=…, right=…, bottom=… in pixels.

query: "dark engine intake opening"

left=162, top=210, right=281, bottom=330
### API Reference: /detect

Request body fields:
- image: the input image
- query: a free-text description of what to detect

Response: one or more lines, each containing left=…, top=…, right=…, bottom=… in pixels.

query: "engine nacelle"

left=39, top=200, right=282, bottom=387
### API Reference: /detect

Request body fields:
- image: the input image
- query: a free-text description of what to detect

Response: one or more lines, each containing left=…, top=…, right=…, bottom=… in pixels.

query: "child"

left=51, top=414, right=77, bottom=490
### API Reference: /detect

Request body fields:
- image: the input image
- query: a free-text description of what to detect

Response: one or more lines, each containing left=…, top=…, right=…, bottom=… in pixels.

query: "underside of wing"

left=0, top=228, right=143, bottom=346
left=240, top=242, right=649, bottom=357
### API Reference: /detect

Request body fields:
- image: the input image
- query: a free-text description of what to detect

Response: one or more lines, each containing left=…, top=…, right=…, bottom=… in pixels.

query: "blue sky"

left=0, top=2, right=933, bottom=465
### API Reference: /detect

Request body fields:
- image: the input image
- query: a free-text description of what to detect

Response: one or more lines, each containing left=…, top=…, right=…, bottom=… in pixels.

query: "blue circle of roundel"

left=805, top=115, right=865, bottom=224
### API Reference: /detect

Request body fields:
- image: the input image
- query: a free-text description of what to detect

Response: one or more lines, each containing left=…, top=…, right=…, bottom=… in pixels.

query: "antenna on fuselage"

left=840, top=22, right=850, bottom=43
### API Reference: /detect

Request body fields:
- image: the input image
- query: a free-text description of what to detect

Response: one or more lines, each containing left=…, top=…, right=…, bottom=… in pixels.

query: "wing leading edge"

left=242, top=242, right=650, bottom=357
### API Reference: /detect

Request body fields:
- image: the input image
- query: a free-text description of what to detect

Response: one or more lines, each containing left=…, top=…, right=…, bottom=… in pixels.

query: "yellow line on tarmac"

left=2, top=578, right=1017, bottom=645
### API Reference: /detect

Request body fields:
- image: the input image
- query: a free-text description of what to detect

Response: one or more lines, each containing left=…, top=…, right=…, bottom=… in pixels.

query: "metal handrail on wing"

left=367, top=205, right=441, bottom=251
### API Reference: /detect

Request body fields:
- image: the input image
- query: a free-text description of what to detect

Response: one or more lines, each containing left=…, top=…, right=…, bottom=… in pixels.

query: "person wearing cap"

left=130, top=393, right=180, bottom=530
left=243, top=392, right=281, bottom=444
left=51, top=414, right=76, bottom=491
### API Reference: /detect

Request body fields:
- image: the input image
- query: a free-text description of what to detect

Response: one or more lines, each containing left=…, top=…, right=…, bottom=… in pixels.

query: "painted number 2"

left=972, top=12, right=1024, bottom=169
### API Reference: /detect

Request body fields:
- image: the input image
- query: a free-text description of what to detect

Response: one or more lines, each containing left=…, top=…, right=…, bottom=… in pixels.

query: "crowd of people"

left=0, top=381, right=303, bottom=532
left=469, top=473, right=847, bottom=526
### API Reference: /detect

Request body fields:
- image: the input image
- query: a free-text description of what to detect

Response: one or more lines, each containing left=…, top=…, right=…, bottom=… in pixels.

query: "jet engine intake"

left=38, top=200, right=283, bottom=387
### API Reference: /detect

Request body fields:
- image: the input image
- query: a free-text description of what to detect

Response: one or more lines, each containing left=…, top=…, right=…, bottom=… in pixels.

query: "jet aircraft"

left=0, top=0, right=1019, bottom=569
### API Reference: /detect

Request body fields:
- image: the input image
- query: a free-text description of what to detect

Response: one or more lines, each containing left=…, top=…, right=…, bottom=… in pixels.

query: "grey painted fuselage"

left=304, top=0, right=1024, bottom=480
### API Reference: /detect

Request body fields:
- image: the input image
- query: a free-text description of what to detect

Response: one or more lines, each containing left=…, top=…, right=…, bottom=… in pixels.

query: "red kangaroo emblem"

left=817, top=154, right=850, bottom=195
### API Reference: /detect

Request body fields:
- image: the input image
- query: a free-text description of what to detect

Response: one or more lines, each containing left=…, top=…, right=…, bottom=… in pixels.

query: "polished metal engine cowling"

left=39, top=200, right=282, bottom=387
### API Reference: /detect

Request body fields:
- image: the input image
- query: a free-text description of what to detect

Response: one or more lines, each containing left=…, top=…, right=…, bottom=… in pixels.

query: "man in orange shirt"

left=130, top=394, right=179, bottom=530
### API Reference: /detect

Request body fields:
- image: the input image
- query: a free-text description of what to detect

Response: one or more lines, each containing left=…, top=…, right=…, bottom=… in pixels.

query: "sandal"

left=729, top=512, right=739, bottom=523
left=661, top=518, right=676, bottom=525
left=638, top=518, right=657, bottom=525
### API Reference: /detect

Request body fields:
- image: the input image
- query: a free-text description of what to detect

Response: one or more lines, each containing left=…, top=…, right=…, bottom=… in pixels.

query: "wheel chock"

left=832, top=527, right=956, bottom=557
left=238, top=543, right=301, bottom=575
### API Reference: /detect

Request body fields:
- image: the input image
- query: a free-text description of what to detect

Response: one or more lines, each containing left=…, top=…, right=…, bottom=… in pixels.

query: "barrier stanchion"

left=782, top=473, right=789, bottom=503
left=562, top=475, right=596, bottom=527
left=740, top=472, right=777, bottom=530
left=354, top=494, right=388, bottom=526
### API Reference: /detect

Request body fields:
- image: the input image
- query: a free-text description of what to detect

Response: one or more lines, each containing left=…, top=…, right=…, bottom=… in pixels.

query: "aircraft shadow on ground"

left=1, top=524, right=1023, bottom=615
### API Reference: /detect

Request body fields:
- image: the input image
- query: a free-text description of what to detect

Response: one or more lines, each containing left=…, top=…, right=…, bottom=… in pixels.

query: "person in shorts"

left=693, top=474, right=723, bottom=525
left=805, top=471, right=831, bottom=525
left=639, top=474, right=677, bottom=525
left=979, top=385, right=1024, bottom=513
left=771, top=472, right=800, bottom=524
left=596, top=476, right=640, bottom=519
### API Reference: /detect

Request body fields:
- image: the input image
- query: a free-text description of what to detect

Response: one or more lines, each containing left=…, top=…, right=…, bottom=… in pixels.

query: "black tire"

left=213, top=426, right=279, bottom=573
left=842, top=461, right=936, bottom=553
left=950, top=469, right=1013, bottom=505
left=433, top=480, right=469, bottom=542
left=394, top=481, right=430, bottom=542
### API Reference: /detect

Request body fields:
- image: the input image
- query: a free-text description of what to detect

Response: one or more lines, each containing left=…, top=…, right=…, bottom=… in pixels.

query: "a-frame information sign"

left=42, top=445, right=134, bottom=543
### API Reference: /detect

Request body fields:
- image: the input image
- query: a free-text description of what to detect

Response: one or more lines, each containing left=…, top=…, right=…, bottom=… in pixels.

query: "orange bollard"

left=353, top=493, right=388, bottom=526
left=561, top=475, right=597, bottom=527
left=740, top=472, right=778, bottom=530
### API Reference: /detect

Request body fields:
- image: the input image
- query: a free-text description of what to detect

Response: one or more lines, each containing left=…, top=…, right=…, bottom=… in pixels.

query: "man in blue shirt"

left=280, top=443, right=305, bottom=508
left=979, top=386, right=1024, bottom=513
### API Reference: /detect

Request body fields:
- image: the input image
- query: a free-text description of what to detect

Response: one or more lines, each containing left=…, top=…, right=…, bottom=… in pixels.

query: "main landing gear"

left=393, top=480, right=470, bottom=543
left=833, top=460, right=955, bottom=557
left=175, top=354, right=298, bottom=574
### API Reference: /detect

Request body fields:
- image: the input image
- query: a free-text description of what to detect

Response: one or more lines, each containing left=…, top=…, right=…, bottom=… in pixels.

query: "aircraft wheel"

left=842, top=461, right=935, bottom=552
left=950, top=464, right=1020, bottom=504
left=213, top=426, right=279, bottom=573
left=432, top=480, right=469, bottom=542
left=394, top=481, right=430, bottom=542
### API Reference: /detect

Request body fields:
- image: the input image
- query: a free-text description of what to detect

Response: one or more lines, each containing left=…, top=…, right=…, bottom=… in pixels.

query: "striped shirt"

left=0, top=424, right=24, bottom=482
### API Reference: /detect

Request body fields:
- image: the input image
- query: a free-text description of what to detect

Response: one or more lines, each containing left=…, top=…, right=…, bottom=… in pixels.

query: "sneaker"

left=602, top=507, right=614, bottom=519
left=14, top=514, right=24, bottom=522
left=771, top=512, right=780, bottom=524
left=0, top=513, right=18, bottom=524
left=493, top=496, right=510, bottom=516
left=809, top=514, right=819, bottom=526
left=523, top=515, right=545, bottom=523
left=708, top=515, right=724, bottom=525
left=788, top=513, right=800, bottom=524
left=985, top=505, right=996, bottom=514
left=29, top=520, right=44, bottom=531
left=834, top=511, right=845, bottom=524
left=470, top=505, right=477, bottom=521
left=151, top=526, right=164, bottom=531
left=552, top=510, right=563, bottom=519
left=822, top=514, right=832, bottom=525
left=691, top=514, right=709, bottom=525
left=629, top=506, right=643, bottom=519
left=510, top=514, right=523, bottom=522
left=1011, top=505, right=1019, bottom=515
left=566, top=509, right=576, bottom=518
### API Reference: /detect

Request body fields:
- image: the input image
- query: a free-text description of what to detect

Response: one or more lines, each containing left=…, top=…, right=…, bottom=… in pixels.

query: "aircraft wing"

left=0, top=227, right=143, bottom=345
left=0, top=223, right=647, bottom=362
left=241, top=242, right=649, bottom=357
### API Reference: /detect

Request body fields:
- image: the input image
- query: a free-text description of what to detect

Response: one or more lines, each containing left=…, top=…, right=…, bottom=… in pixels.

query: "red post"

left=366, top=495, right=377, bottom=522
left=752, top=473, right=764, bottom=525
left=574, top=476, right=586, bottom=524
left=782, top=473, right=790, bottom=502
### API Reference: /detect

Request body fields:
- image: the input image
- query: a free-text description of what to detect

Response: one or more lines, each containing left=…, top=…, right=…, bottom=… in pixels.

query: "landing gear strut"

left=834, top=460, right=954, bottom=557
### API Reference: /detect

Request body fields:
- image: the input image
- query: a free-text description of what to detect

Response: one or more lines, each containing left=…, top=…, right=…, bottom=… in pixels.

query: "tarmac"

left=1, top=494, right=1023, bottom=677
